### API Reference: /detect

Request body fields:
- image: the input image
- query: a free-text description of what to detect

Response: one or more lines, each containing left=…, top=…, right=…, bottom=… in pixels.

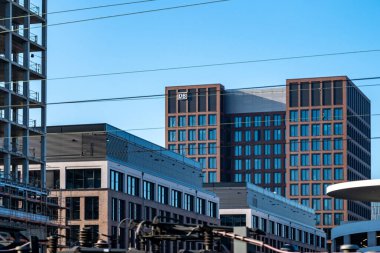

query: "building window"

left=208, top=129, right=217, bottom=140
left=110, top=170, right=124, bottom=192
left=274, top=115, right=282, bottom=126
left=301, top=169, right=309, bottom=180
left=323, top=168, right=332, bottom=180
left=301, top=125, right=309, bottom=136
left=312, top=124, right=320, bottom=136
left=290, top=140, right=298, bottom=152
left=274, top=144, right=282, bottom=155
left=199, top=158, right=206, bottom=169
left=245, top=145, right=251, bottom=156
left=290, top=125, right=298, bottom=137
left=300, top=110, right=309, bottom=122
left=66, top=197, right=80, bottom=220
left=312, top=154, right=320, bottom=166
left=208, top=172, right=217, bottom=183
left=274, top=158, right=282, bottom=169
left=334, top=213, right=344, bottom=225
left=66, top=169, right=101, bottom=189
left=208, top=201, right=218, bottom=218
left=209, top=114, right=216, bottom=125
left=168, top=116, right=176, bottom=127
left=323, top=124, right=331, bottom=135
left=264, top=159, right=271, bottom=169
left=323, top=213, right=332, bottom=225
left=264, top=173, right=271, bottom=184
left=334, top=199, right=343, bottom=210
left=254, top=173, right=262, bottom=184
left=178, top=116, right=186, bottom=127
left=184, top=194, right=195, bottom=212
left=290, top=170, right=298, bottom=181
left=254, top=116, right=262, bottom=126
left=323, top=154, right=332, bottom=165
left=234, top=159, right=242, bottom=170
left=198, top=115, right=206, bottom=126
left=290, top=111, right=298, bottom=122
left=198, top=143, right=206, bottom=155
left=301, top=154, right=309, bottom=166
left=274, top=129, right=282, bottom=140
left=171, top=190, right=182, bottom=208
left=264, top=144, right=270, bottom=155
left=290, top=155, right=298, bottom=167
left=312, top=109, right=320, bottom=121
left=168, top=130, right=176, bottom=141
left=334, top=123, right=343, bottom=135
left=300, top=140, right=309, bottom=151
left=334, top=138, right=343, bottom=150
left=179, top=130, right=186, bottom=141
left=196, top=198, right=206, bottom=215
left=245, top=116, right=251, bottom=127
left=235, top=117, right=242, bottom=128
left=274, top=173, right=282, bottom=184
left=46, top=170, right=60, bottom=189
left=301, top=199, right=310, bottom=207
left=245, top=131, right=251, bottom=141
left=264, top=130, right=271, bottom=140
left=188, top=130, right=196, bottom=141
left=254, top=159, right=261, bottom=170
left=301, top=184, right=309, bottom=196
left=254, top=130, right=260, bottom=141
left=312, top=139, right=320, bottom=151
left=323, top=198, right=332, bottom=210
left=312, top=198, right=321, bottom=210
left=334, top=108, right=343, bottom=120
left=254, top=145, right=261, bottom=155
left=129, top=202, right=142, bottom=220
left=188, top=115, right=196, bottom=126
left=323, top=139, right=331, bottom=151
left=85, top=197, right=99, bottom=220
left=234, top=131, right=242, bottom=142
left=169, top=144, right=175, bottom=153
left=334, top=153, right=343, bottom=165
left=209, top=157, right=217, bottom=169
left=235, top=146, right=242, bottom=156
left=188, top=144, right=196, bottom=155
left=245, top=159, right=251, bottom=170
left=208, top=143, right=216, bottom=155
left=334, top=168, right=343, bottom=180
left=157, top=185, right=169, bottom=204
left=312, top=184, right=321, bottom=196
left=127, top=176, right=140, bottom=196
left=322, top=108, right=331, bottom=121
left=312, top=169, right=320, bottom=180
left=178, top=144, right=186, bottom=155
left=264, top=115, right=271, bottom=126
left=290, top=185, right=299, bottom=196
left=198, top=129, right=206, bottom=140
left=143, top=181, right=155, bottom=201
left=234, top=174, right=242, bottom=182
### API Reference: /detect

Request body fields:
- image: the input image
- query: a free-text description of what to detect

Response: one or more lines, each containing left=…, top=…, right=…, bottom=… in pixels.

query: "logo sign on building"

left=177, top=92, right=188, bottom=100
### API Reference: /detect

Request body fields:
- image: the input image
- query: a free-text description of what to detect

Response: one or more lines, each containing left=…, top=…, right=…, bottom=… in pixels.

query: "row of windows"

left=289, top=108, right=343, bottom=122
left=233, top=144, right=284, bottom=156
left=297, top=198, right=344, bottom=211
left=233, top=129, right=284, bottom=142
left=169, top=143, right=217, bottom=156
left=290, top=138, right=343, bottom=152
left=290, top=183, right=331, bottom=196
left=289, top=123, right=343, bottom=137
left=290, top=168, right=344, bottom=181
left=232, top=114, right=284, bottom=128
left=289, top=153, right=343, bottom=166
left=251, top=215, right=325, bottom=247
left=168, top=114, right=216, bottom=127
left=66, top=197, right=99, bottom=220
left=110, top=172, right=218, bottom=217
left=233, top=172, right=284, bottom=185
left=233, top=158, right=284, bottom=170
left=168, top=129, right=217, bottom=142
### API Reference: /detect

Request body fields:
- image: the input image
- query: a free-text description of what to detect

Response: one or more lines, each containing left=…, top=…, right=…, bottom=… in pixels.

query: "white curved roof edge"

left=326, top=179, right=380, bottom=200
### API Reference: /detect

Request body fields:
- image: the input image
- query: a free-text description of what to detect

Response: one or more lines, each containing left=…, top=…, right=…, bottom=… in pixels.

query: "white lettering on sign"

left=177, top=92, right=188, bottom=100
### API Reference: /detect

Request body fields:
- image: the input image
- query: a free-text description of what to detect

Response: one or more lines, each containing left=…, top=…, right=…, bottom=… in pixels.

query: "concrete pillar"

left=343, top=235, right=350, bottom=245
left=367, top=231, right=376, bottom=247
left=233, top=227, right=249, bottom=253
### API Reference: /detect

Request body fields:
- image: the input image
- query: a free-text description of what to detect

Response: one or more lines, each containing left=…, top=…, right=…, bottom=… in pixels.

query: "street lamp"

left=117, top=217, right=130, bottom=249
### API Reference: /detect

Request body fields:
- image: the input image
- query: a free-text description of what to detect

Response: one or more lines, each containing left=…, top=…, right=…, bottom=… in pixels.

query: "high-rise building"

left=165, top=76, right=371, bottom=241
left=165, top=85, right=287, bottom=195
left=286, top=76, right=371, bottom=239
left=0, top=0, right=53, bottom=236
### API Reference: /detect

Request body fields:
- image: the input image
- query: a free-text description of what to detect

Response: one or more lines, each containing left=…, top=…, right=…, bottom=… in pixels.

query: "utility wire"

left=0, top=0, right=230, bottom=34
left=0, top=0, right=157, bottom=22
left=2, top=49, right=380, bottom=87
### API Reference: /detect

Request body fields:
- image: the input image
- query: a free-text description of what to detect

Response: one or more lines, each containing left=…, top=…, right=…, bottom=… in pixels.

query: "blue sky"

left=45, top=0, right=380, bottom=177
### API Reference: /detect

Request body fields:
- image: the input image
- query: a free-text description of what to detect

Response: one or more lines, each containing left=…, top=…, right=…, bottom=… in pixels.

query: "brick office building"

left=165, top=76, right=371, bottom=243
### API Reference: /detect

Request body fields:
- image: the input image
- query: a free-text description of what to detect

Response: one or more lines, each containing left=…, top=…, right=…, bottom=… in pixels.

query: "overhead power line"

left=1, top=0, right=230, bottom=34
left=0, top=0, right=157, bottom=22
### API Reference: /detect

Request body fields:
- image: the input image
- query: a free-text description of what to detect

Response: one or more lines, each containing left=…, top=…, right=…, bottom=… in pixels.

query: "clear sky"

left=45, top=0, right=380, bottom=178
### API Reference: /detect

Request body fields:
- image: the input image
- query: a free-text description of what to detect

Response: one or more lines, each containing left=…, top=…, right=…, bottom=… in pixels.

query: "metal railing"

left=30, top=3, right=40, bottom=15
left=12, top=53, right=24, bottom=66
left=11, top=113, right=23, bottom=125
left=30, top=32, right=38, bottom=43
left=30, top=60, right=41, bottom=73
left=11, top=82, right=24, bottom=95
left=30, top=90, right=40, bottom=101
left=29, top=119, right=37, bottom=128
